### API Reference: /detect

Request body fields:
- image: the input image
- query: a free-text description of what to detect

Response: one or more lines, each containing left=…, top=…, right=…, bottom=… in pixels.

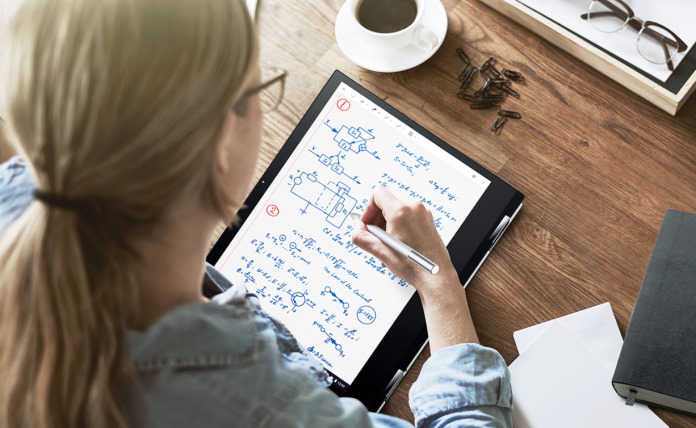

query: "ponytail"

left=0, top=0, right=258, bottom=426
left=0, top=202, right=136, bottom=427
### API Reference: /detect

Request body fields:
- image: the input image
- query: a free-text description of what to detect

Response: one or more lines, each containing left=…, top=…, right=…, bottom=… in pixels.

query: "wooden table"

left=1, top=0, right=693, bottom=425
left=254, top=0, right=696, bottom=426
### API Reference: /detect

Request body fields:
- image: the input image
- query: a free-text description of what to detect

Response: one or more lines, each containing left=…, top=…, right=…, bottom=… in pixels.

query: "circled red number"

left=337, top=98, right=350, bottom=111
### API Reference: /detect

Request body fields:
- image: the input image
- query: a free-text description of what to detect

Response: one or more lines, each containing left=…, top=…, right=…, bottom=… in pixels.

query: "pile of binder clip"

left=455, top=47, right=524, bottom=136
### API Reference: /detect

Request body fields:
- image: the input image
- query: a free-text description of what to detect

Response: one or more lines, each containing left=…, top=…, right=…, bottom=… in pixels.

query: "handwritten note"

left=214, top=82, right=490, bottom=385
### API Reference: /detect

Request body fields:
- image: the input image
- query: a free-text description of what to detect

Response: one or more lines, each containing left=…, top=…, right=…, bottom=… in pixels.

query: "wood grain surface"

left=251, top=0, right=696, bottom=426
left=1, top=0, right=694, bottom=425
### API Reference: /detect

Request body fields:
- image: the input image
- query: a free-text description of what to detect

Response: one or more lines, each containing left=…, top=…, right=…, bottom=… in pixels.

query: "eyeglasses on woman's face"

left=233, top=66, right=287, bottom=115
left=580, top=0, right=687, bottom=71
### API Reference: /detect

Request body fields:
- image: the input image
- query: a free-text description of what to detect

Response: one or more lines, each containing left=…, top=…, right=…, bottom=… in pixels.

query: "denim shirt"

left=126, top=266, right=513, bottom=427
left=0, top=156, right=34, bottom=232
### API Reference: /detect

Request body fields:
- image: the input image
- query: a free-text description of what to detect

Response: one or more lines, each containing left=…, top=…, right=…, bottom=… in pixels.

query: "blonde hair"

left=0, top=0, right=258, bottom=426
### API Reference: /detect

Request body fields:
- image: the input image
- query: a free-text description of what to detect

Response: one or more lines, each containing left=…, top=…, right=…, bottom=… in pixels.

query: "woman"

left=0, top=0, right=512, bottom=427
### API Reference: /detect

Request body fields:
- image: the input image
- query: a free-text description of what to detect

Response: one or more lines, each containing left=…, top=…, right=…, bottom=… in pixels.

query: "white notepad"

left=509, top=322, right=667, bottom=428
left=514, top=302, right=623, bottom=370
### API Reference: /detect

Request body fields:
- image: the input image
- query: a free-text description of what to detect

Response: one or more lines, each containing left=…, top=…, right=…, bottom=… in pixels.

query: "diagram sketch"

left=323, top=120, right=380, bottom=159
left=308, top=149, right=360, bottom=184
left=290, top=171, right=357, bottom=228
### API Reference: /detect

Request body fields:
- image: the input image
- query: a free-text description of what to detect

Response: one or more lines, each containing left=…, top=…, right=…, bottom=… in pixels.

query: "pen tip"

left=349, top=212, right=360, bottom=222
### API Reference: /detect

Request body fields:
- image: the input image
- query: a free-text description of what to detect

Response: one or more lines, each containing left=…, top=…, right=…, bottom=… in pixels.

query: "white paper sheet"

left=514, top=302, right=623, bottom=370
left=509, top=322, right=668, bottom=428
left=517, top=0, right=695, bottom=82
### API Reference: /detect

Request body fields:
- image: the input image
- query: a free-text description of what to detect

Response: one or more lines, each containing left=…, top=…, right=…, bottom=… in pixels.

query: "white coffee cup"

left=347, top=0, right=439, bottom=52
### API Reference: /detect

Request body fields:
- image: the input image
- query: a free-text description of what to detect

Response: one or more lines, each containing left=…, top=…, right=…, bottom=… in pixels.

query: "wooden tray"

left=478, top=0, right=696, bottom=115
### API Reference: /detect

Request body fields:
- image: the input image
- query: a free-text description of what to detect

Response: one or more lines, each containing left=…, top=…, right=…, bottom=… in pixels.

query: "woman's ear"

left=214, top=111, right=238, bottom=176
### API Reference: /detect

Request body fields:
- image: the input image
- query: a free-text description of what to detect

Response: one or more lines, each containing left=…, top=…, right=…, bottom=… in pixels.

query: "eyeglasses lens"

left=637, top=24, right=679, bottom=64
left=587, top=0, right=629, bottom=33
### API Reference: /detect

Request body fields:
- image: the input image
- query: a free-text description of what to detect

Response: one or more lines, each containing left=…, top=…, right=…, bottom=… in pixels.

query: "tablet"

left=207, top=70, right=524, bottom=411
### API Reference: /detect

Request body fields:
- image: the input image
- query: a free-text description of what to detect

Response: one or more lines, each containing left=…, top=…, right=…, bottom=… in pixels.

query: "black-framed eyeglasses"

left=233, top=66, right=287, bottom=114
left=580, top=0, right=687, bottom=71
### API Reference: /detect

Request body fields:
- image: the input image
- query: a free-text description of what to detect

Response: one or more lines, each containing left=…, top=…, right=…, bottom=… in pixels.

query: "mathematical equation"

left=394, top=142, right=431, bottom=176
left=236, top=227, right=398, bottom=363
left=377, top=172, right=458, bottom=230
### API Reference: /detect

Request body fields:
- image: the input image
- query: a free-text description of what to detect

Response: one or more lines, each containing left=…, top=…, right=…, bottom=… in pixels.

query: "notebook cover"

left=612, top=209, right=696, bottom=404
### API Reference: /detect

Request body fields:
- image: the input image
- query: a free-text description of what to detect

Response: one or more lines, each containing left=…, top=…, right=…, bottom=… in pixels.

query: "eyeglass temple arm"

left=663, top=43, right=675, bottom=72
left=646, top=21, right=687, bottom=72
left=643, top=21, right=688, bottom=52
left=637, top=21, right=684, bottom=70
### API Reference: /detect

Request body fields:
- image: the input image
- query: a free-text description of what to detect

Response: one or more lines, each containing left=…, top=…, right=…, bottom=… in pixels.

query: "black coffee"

left=356, top=0, right=418, bottom=34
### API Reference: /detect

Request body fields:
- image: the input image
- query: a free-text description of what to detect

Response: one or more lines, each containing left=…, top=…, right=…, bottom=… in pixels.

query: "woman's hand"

left=351, top=186, right=460, bottom=295
left=351, top=187, right=479, bottom=351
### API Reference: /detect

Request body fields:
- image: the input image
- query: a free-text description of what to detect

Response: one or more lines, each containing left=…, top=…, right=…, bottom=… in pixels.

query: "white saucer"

left=335, top=0, right=448, bottom=73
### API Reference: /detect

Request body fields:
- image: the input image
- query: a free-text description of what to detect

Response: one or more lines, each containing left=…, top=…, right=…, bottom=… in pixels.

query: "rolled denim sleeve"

left=409, top=344, right=513, bottom=428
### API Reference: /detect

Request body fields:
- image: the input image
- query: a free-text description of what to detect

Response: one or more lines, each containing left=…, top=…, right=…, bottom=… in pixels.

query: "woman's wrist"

left=415, top=269, right=480, bottom=350
left=414, top=266, right=462, bottom=301
left=419, top=280, right=467, bottom=312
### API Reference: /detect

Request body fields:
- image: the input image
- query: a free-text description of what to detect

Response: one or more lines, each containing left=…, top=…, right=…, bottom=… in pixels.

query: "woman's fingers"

left=351, top=217, right=401, bottom=266
left=362, top=187, right=410, bottom=226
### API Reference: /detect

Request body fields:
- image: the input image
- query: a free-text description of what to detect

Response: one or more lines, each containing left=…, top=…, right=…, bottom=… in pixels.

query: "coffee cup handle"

left=411, top=25, right=439, bottom=52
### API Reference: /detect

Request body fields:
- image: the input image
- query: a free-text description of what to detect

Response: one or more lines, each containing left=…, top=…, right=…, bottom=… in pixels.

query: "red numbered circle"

left=337, top=98, right=350, bottom=111
left=266, top=204, right=280, bottom=217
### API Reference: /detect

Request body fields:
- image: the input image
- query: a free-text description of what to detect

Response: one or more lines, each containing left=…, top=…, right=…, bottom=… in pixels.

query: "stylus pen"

left=349, top=212, right=440, bottom=274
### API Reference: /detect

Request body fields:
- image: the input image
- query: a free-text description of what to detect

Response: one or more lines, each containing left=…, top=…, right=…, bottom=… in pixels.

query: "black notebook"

left=612, top=209, right=696, bottom=414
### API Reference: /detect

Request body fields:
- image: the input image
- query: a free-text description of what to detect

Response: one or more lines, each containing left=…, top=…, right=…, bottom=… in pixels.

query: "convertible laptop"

left=207, top=70, right=524, bottom=412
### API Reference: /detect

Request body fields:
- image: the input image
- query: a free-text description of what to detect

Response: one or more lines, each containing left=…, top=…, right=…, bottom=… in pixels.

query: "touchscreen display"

left=213, top=82, right=490, bottom=388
